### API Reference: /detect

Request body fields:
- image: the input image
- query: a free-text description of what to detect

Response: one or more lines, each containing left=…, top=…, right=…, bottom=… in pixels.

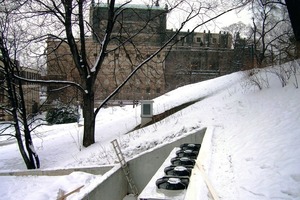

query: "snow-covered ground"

left=1, top=60, right=300, bottom=200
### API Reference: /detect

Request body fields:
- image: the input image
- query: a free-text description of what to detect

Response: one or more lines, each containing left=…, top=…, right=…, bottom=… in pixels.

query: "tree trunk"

left=286, top=0, right=300, bottom=58
left=15, top=124, right=35, bottom=169
left=0, top=36, right=38, bottom=169
left=16, top=66, right=40, bottom=169
left=296, top=40, right=300, bottom=58
left=82, top=90, right=96, bottom=147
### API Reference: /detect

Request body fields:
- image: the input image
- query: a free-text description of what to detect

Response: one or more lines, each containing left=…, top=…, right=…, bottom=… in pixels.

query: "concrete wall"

left=0, top=166, right=113, bottom=176
left=81, top=127, right=206, bottom=200
left=127, top=127, right=206, bottom=193
left=82, top=167, right=128, bottom=200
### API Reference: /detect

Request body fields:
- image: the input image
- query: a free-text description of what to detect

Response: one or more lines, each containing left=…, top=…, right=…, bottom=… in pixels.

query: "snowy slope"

left=0, top=60, right=300, bottom=199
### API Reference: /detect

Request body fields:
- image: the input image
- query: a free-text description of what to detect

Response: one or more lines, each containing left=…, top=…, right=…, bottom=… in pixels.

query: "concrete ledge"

left=185, top=126, right=215, bottom=200
left=81, top=127, right=207, bottom=200
left=127, top=127, right=207, bottom=193
left=196, top=126, right=215, bottom=171
left=82, top=166, right=128, bottom=200
left=0, top=165, right=114, bottom=176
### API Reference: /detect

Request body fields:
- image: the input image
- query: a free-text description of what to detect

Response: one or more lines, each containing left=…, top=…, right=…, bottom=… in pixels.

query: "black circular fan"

left=156, top=176, right=189, bottom=190
left=164, top=165, right=192, bottom=176
left=176, top=149, right=199, bottom=159
left=180, top=143, right=201, bottom=151
left=171, top=157, right=196, bottom=166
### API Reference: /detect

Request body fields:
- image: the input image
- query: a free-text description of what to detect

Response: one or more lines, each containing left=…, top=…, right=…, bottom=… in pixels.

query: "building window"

left=146, top=87, right=150, bottom=93
left=180, top=37, right=185, bottom=45
left=137, top=87, right=140, bottom=93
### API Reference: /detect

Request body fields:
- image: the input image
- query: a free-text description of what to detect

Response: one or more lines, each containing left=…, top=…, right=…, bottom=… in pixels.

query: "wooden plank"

left=195, top=163, right=220, bottom=200
left=57, top=185, right=84, bottom=200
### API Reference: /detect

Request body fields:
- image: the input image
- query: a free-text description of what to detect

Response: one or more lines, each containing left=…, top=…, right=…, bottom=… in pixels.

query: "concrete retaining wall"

left=127, top=127, right=206, bottom=193
left=82, top=167, right=128, bottom=200
left=0, top=165, right=113, bottom=176
left=82, top=127, right=206, bottom=200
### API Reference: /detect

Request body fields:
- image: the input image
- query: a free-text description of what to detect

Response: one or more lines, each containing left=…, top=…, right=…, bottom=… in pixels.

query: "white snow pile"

left=0, top=60, right=300, bottom=200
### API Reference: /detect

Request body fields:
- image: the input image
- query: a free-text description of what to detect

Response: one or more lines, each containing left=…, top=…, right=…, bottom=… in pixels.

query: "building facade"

left=19, top=67, right=41, bottom=115
left=0, top=59, right=40, bottom=121
left=46, top=3, right=245, bottom=106
left=164, top=30, right=233, bottom=90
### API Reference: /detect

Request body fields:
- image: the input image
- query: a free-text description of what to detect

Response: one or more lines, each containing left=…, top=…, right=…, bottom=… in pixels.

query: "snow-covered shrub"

left=46, top=103, right=78, bottom=124
left=247, top=68, right=270, bottom=90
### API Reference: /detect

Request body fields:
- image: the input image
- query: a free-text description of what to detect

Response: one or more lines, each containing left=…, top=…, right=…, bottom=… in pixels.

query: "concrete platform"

left=138, top=148, right=187, bottom=200
left=82, top=127, right=206, bottom=200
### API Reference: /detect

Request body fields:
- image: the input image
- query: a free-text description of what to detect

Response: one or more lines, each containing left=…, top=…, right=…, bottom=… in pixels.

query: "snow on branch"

left=14, top=75, right=87, bottom=94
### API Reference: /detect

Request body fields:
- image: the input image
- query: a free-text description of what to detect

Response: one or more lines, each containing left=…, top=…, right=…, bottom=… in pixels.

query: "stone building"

left=0, top=59, right=40, bottom=121
left=47, top=3, right=168, bottom=104
left=46, top=3, right=244, bottom=105
left=164, top=30, right=233, bottom=90
left=19, top=67, right=41, bottom=115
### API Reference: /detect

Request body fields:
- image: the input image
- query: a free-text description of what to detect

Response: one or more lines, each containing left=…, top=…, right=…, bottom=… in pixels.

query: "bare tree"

left=222, top=21, right=251, bottom=41
left=285, top=0, right=300, bottom=58
left=24, top=0, right=248, bottom=147
left=250, top=0, right=293, bottom=66
left=222, top=22, right=255, bottom=70
left=0, top=1, right=40, bottom=169
left=0, top=0, right=251, bottom=150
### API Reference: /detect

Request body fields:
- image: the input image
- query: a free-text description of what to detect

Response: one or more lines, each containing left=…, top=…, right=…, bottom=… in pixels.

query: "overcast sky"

left=114, top=0, right=253, bottom=32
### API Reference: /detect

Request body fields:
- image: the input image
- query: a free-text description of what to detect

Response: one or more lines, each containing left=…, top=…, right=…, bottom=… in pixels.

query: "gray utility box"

left=141, top=100, right=154, bottom=127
